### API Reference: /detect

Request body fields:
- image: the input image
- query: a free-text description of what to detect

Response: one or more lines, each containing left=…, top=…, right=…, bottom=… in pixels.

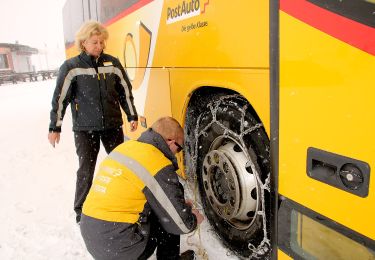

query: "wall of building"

left=11, top=52, right=33, bottom=73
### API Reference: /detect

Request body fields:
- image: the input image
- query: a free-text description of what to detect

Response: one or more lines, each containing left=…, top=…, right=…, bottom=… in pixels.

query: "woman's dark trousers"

left=73, top=127, right=124, bottom=223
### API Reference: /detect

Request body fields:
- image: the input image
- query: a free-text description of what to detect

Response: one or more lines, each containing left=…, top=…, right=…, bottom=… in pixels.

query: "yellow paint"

left=153, top=0, right=269, bottom=68
left=143, top=68, right=172, bottom=126
left=278, top=249, right=293, bottom=260
left=279, top=11, right=375, bottom=240
left=65, top=43, right=79, bottom=58
left=124, top=23, right=151, bottom=90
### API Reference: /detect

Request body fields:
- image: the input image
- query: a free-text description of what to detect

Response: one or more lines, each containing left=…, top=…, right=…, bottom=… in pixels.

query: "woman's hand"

left=129, top=121, right=138, bottom=132
left=48, top=132, right=60, bottom=148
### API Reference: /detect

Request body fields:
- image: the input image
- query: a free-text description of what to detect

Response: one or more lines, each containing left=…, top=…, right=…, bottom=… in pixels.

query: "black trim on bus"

left=269, top=0, right=279, bottom=259
left=278, top=195, right=375, bottom=259
left=81, top=0, right=85, bottom=21
left=307, top=147, right=370, bottom=198
left=307, top=0, right=375, bottom=28
left=87, top=0, right=92, bottom=20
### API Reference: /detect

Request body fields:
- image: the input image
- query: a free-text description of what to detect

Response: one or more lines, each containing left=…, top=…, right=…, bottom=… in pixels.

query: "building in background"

left=0, top=42, right=61, bottom=85
left=0, top=43, right=38, bottom=73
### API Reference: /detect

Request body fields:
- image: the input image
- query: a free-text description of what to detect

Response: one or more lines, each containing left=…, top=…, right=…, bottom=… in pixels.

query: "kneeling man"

left=80, top=117, right=203, bottom=260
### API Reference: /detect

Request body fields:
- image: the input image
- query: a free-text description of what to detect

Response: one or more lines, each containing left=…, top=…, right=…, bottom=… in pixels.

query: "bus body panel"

left=279, top=8, right=375, bottom=240
left=279, top=0, right=375, bottom=257
left=152, top=0, right=269, bottom=69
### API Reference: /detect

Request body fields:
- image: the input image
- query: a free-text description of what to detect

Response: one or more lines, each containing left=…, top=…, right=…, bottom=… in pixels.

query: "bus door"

left=275, top=0, right=375, bottom=258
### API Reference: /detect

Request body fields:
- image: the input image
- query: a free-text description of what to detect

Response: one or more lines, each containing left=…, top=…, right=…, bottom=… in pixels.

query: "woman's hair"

left=75, top=21, right=109, bottom=52
left=151, top=117, right=184, bottom=142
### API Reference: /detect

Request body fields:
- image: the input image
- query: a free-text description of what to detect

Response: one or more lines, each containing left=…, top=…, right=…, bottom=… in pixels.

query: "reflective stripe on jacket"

left=82, top=129, right=197, bottom=235
left=49, top=52, right=137, bottom=132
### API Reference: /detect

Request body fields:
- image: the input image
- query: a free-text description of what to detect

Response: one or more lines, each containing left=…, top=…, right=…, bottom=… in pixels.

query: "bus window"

left=89, top=0, right=99, bottom=21
left=99, top=0, right=140, bottom=24
left=278, top=199, right=375, bottom=259
left=62, top=0, right=85, bottom=48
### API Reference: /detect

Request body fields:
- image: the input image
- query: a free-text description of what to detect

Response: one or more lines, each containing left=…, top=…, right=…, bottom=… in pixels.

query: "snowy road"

left=0, top=80, right=238, bottom=260
left=0, top=80, right=93, bottom=259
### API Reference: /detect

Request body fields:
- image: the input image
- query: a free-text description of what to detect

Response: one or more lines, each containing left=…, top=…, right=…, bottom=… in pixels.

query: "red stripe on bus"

left=104, top=0, right=154, bottom=26
left=280, top=0, right=375, bottom=56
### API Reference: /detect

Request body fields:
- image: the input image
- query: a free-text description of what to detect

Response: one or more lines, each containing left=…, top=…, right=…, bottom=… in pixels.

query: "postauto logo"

left=166, top=0, right=204, bottom=24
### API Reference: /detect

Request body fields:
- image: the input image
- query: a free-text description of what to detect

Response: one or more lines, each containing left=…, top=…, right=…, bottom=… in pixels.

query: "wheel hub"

left=202, top=139, right=258, bottom=229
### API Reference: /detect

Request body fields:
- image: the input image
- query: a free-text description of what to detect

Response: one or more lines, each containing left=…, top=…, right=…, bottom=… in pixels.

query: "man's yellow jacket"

left=80, top=128, right=197, bottom=259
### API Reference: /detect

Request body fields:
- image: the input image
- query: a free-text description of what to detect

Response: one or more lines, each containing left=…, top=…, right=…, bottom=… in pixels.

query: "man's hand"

left=185, top=199, right=193, bottom=207
left=48, top=132, right=60, bottom=148
left=192, top=208, right=204, bottom=225
left=129, top=121, right=138, bottom=132
left=185, top=200, right=204, bottom=224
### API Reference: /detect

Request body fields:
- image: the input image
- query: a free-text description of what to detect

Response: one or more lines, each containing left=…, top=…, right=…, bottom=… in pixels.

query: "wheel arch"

left=184, top=86, right=264, bottom=130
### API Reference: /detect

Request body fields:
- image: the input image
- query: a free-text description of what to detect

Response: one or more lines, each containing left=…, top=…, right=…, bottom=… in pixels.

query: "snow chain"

left=186, top=173, right=209, bottom=260
left=186, top=94, right=271, bottom=259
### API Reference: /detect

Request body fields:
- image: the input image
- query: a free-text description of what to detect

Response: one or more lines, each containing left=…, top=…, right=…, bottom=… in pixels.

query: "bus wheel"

left=186, top=93, right=270, bottom=257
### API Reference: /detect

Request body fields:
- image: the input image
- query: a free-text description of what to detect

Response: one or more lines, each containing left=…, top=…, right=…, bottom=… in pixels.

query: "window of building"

left=0, top=54, right=9, bottom=69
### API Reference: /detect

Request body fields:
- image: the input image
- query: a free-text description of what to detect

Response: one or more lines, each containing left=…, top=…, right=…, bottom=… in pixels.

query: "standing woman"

left=48, top=21, right=138, bottom=223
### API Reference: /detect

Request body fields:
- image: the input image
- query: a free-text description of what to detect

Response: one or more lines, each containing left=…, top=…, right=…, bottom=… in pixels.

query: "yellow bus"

left=62, top=0, right=375, bottom=258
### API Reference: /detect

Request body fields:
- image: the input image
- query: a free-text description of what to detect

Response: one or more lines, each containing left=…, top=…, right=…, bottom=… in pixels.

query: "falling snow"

left=0, top=80, right=240, bottom=260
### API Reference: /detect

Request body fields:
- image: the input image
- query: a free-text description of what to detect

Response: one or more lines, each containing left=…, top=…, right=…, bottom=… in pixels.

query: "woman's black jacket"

left=49, top=52, right=138, bottom=132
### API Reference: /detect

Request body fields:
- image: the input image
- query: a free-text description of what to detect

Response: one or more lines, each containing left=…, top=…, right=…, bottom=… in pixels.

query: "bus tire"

left=187, top=92, right=270, bottom=257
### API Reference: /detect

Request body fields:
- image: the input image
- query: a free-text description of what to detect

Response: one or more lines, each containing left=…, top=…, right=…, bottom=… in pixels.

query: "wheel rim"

left=202, top=136, right=259, bottom=230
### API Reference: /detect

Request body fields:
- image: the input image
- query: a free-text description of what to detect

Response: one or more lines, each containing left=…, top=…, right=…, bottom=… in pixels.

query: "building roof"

left=0, top=43, right=38, bottom=54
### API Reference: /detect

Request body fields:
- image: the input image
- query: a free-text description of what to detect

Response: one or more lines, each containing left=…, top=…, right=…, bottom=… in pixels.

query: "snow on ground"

left=0, top=80, right=239, bottom=260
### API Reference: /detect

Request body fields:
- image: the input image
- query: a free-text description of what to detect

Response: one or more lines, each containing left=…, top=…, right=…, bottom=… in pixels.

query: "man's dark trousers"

left=139, top=213, right=181, bottom=260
